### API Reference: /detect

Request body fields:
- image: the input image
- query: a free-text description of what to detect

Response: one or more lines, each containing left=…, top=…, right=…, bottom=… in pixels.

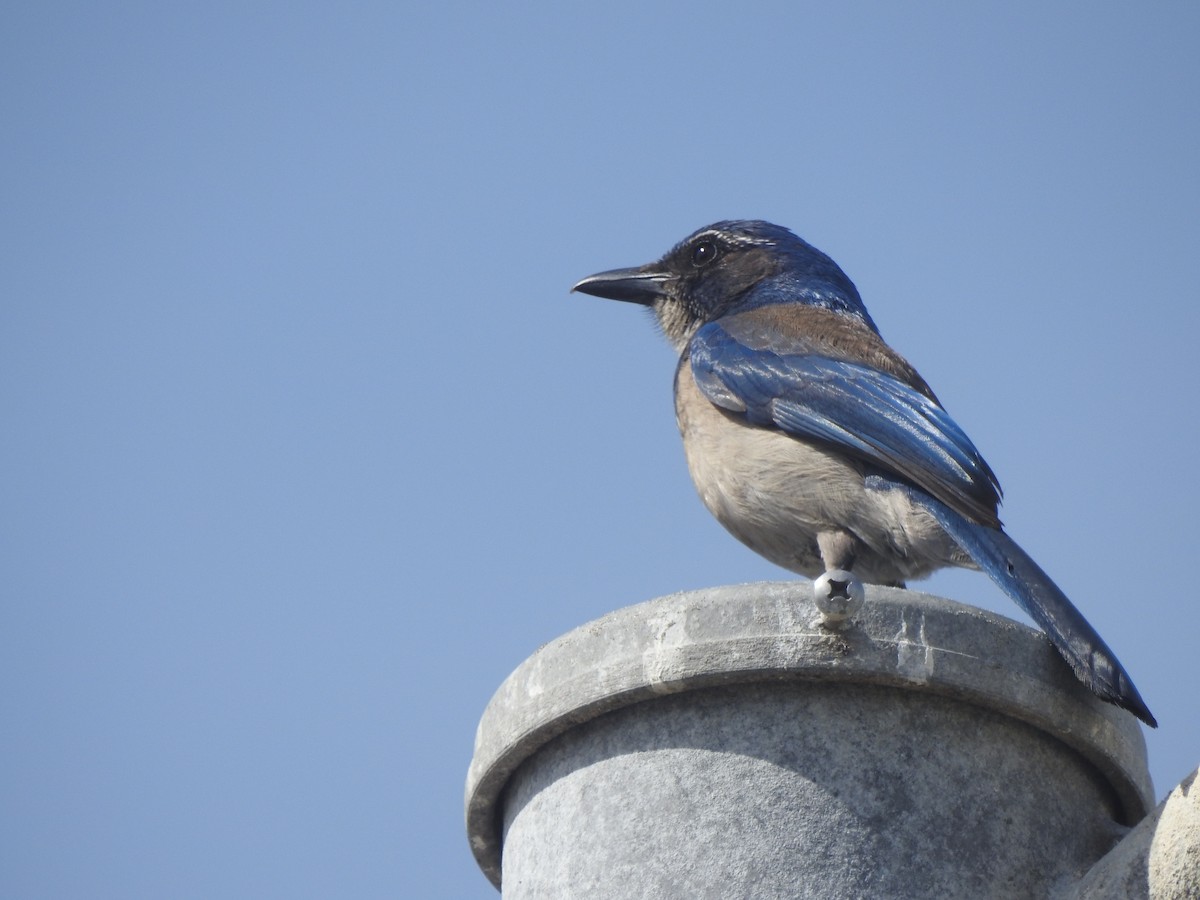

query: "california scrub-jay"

left=573, top=220, right=1155, bottom=727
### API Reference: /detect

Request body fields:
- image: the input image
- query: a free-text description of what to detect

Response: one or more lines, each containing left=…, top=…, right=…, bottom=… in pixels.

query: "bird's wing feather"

left=689, top=319, right=1002, bottom=527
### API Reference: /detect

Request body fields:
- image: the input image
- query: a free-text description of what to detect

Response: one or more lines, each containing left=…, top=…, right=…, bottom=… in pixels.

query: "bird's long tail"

left=890, top=483, right=1157, bottom=727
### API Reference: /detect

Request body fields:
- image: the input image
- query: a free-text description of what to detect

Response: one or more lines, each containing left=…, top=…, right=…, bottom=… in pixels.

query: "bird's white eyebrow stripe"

left=698, top=230, right=773, bottom=249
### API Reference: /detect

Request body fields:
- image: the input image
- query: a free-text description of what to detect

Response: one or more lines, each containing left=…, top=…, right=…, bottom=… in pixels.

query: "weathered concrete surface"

left=1067, top=767, right=1200, bottom=899
left=465, top=582, right=1155, bottom=898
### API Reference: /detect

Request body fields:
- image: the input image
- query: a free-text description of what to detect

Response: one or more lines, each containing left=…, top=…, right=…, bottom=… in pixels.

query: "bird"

left=572, top=219, right=1156, bottom=727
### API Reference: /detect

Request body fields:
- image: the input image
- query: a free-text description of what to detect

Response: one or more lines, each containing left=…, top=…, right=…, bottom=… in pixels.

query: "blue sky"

left=3, top=3, right=1197, bottom=897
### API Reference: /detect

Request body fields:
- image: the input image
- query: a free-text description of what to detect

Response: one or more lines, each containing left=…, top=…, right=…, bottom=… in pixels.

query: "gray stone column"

left=465, top=583, right=1154, bottom=898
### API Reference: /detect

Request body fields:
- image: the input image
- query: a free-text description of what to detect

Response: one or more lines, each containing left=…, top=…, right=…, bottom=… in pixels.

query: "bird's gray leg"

left=813, top=530, right=865, bottom=627
left=817, top=530, right=857, bottom=571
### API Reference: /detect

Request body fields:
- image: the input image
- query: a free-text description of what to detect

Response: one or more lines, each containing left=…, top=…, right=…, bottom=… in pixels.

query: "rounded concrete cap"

left=465, top=582, right=1153, bottom=888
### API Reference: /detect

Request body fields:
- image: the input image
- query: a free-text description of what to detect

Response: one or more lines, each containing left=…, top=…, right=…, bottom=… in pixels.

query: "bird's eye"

left=691, top=240, right=718, bottom=267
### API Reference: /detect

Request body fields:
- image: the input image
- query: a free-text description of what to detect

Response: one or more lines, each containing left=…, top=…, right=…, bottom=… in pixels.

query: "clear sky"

left=3, top=3, right=1197, bottom=897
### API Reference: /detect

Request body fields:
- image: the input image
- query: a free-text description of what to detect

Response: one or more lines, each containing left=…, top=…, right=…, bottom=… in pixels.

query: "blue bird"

left=573, top=220, right=1155, bottom=727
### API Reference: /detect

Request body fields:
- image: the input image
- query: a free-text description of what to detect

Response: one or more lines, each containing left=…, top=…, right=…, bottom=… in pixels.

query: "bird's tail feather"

left=900, top=487, right=1156, bottom=727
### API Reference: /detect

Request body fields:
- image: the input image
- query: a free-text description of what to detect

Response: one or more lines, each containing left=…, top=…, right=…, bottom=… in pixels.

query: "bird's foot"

left=813, top=569, right=864, bottom=628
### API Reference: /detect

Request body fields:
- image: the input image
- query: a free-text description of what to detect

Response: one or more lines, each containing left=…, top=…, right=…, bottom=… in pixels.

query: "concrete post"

left=465, top=583, right=1156, bottom=898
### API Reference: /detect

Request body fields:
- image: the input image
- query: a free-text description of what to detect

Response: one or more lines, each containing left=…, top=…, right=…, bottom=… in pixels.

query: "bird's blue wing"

left=689, top=320, right=1002, bottom=527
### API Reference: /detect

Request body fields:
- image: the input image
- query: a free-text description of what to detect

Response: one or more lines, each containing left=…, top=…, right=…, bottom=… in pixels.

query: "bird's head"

left=572, top=220, right=875, bottom=350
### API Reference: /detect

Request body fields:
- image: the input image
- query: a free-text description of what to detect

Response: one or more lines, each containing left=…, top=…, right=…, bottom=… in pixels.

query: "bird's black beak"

left=571, top=266, right=670, bottom=306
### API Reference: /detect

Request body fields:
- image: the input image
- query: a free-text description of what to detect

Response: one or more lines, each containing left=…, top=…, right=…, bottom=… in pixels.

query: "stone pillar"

left=465, top=582, right=1154, bottom=898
